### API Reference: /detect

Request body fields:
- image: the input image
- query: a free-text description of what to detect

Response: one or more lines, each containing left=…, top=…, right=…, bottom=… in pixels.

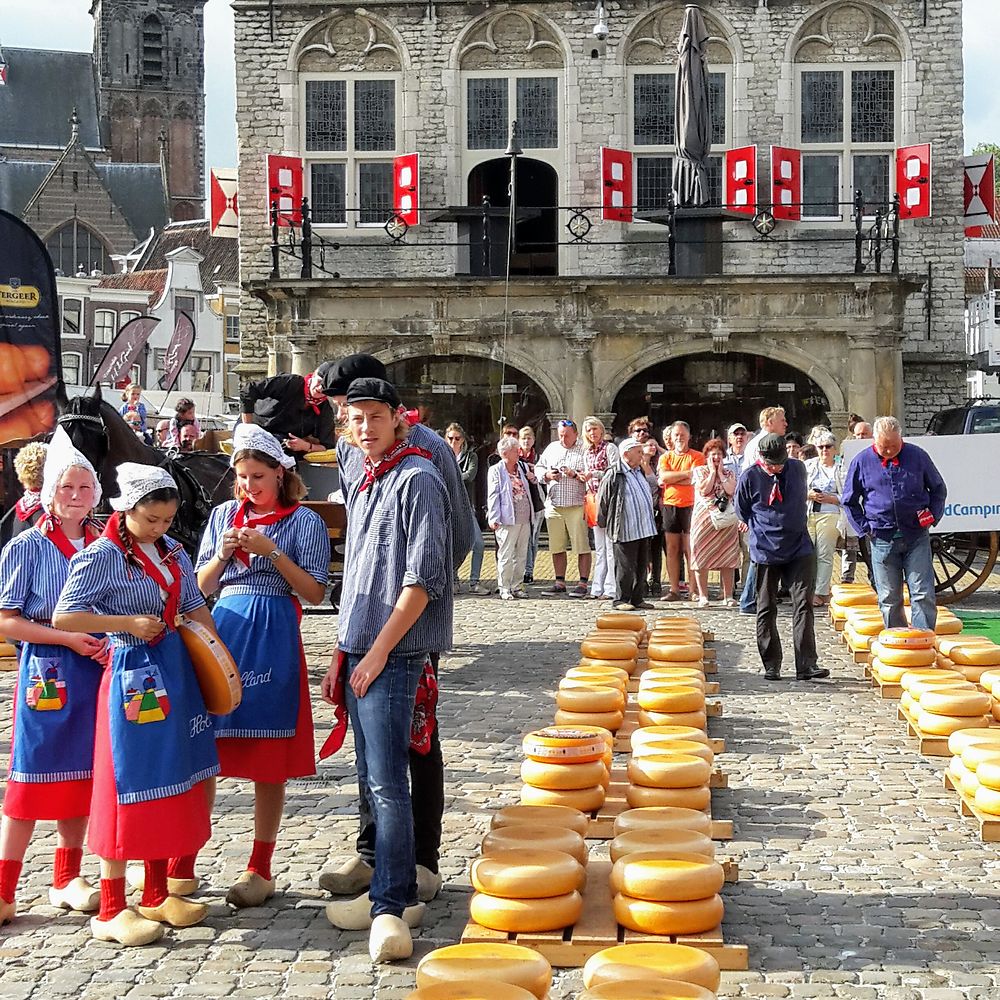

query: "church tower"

left=91, top=0, right=207, bottom=220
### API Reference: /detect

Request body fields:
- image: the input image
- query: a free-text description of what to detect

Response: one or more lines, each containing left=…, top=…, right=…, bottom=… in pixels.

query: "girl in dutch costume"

left=195, top=424, right=329, bottom=907
left=52, top=463, right=221, bottom=947
left=0, top=430, right=107, bottom=925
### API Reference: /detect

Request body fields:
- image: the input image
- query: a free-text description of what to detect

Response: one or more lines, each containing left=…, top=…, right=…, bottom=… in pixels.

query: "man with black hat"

left=239, top=364, right=338, bottom=454
left=735, top=433, right=829, bottom=682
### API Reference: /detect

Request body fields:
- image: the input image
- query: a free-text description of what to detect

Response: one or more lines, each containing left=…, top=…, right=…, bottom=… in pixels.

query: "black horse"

left=55, top=384, right=235, bottom=555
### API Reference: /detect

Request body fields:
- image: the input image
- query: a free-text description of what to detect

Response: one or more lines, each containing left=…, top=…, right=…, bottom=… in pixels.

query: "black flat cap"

left=758, top=433, right=788, bottom=465
left=320, top=354, right=387, bottom=396
left=345, top=377, right=401, bottom=409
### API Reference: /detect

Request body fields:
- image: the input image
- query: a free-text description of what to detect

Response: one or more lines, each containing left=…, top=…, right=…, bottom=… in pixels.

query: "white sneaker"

left=697, top=595, right=710, bottom=608
left=499, top=590, right=514, bottom=601
left=369, top=914, right=413, bottom=963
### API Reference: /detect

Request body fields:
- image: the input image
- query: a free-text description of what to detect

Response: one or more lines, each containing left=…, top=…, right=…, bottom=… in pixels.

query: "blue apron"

left=211, top=592, right=301, bottom=739
left=109, top=630, right=219, bottom=805
left=10, top=641, right=102, bottom=783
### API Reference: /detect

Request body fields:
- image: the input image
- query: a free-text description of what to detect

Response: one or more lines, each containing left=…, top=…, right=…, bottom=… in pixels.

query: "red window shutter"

left=724, top=145, right=757, bottom=216
left=896, top=143, right=932, bottom=220
left=393, top=153, right=420, bottom=227
left=266, top=154, right=304, bottom=227
left=771, top=146, right=801, bottom=222
left=601, top=147, right=634, bottom=223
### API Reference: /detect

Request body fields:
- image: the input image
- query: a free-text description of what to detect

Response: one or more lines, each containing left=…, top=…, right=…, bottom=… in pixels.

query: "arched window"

left=45, top=221, right=111, bottom=277
left=142, top=14, right=164, bottom=85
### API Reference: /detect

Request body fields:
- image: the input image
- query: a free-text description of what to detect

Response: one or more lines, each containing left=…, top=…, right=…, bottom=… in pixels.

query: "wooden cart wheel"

left=931, top=531, right=999, bottom=605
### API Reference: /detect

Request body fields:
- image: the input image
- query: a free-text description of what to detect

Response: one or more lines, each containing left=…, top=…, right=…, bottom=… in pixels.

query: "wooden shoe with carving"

left=90, top=907, right=164, bottom=946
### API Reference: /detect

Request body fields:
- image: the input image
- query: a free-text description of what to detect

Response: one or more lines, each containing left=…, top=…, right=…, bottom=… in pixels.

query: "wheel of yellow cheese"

left=872, top=645, right=936, bottom=667
left=646, top=642, right=702, bottom=663
left=949, top=644, right=1000, bottom=667
left=554, top=709, right=625, bottom=732
left=975, top=759, right=1000, bottom=791
left=471, top=848, right=584, bottom=898
left=631, top=726, right=710, bottom=752
left=949, top=756, right=979, bottom=796
left=520, top=782, right=605, bottom=812
left=581, top=638, right=637, bottom=660
left=416, top=943, right=552, bottom=999
left=582, top=943, right=721, bottom=991
left=632, top=739, right=714, bottom=765
left=609, top=828, right=715, bottom=863
left=640, top=666, right=705, bottom=681
left=937, top=635, right=995, bottom=656
left=974, top=784, right=1000, bottom=815
left=933, top=616, right=964, bottom=635
left=956, top=663, right=998, bottom=683
left=911, top=680, right=975, bottom=702
left=408, top=982, right=539, bottom=1000
left=556, top=686, right=625, bottom=714
left=834, top=590, right=878, bottom=607
left=568, top=665, right=631, bottom=685
left=637, top=687, right=705, bottom=714
left=491, top=803, right=589, bottom=836
left=899, top=670, right=964, bottom=693
left=613, top=892, right=724, bottom=935
left=482, top=824, right=588, bottom=866
left=919, top=689, right=992, bottom=717
left=959, top=741, right=1000, bottom=772
left=581, top=980, right=716, bottom=1000
left=977, top=669, right=1000, bottom=694
left=639, top=678, right=707, bottom=696
left=870, top=658, right=907, bottom=683
left=613, top=806, right=713, bottom=838
left=947, top=727, right=1000, bottom=757
left=520, top=757, right=608, bottom=791
left=637, top=709, right=707, bottom=731
left=610, top=856, right=724, bottom=902
left=470, top=889, right=583, bottom=933
left=563, top=673, right=627, bottom=692
left=878, top=627, right=936, bottom=650
left=523, top=728, right=607, bottom=764
left=626, top=783, right=710, bottom=810
left=915, top=711, right=990, bottom=736
left=627, top=754, right=712, bottom=790
left=597, top=613, right=646, bottom=631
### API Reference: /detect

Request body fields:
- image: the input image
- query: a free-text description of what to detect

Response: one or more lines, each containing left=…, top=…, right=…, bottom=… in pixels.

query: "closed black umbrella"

left=672, top=4, right=712, bottom=208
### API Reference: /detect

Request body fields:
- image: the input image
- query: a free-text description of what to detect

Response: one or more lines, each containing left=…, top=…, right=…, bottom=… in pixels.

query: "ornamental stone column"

left=565, top=330, right=597, bottom=427
left=848, top=335, right=878, bottom=426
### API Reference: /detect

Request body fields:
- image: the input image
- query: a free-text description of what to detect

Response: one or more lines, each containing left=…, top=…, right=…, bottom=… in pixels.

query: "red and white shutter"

left=896, top=143, right=932, bottom=220
left=266, top=154, right=304, bottom=227
left=771, top=146, right=801, bottom=222
left=724, top=145, right=757, bottom=216
left=964, top=153, right=995, bottom=236
left=210, top=168, right=239, bottom=238
left=393, top=153, right=420, bottom=227
left=600, top=147, right=634, bottom=223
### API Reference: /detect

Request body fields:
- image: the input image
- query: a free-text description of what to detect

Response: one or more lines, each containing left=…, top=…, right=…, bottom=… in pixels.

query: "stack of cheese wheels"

left=947, top=728, right=1000, bottom=803
left=636, top=677, right=706, bottom=731
left=520, top=728, right=608, bottom=813
left=556, top=672, right=627, bottom=734
left=407, top=983, right=538, bottom=1000
left=415, top=944, right=552, bottom=1000
left=582, top=943, right=721, bottom=993
left=974, top=753, right=1000, bottom=816
left=981, top=669, right=1000, bottom=722
left=912, top=676, right=992, bottom=737
left=844, top=609, right=886, bottom=655
left=870, top=627, right=937, bottom=685
left=611, top=805, right=715, bottom=863
left=898, top=670, right=969, bottom=716
left=488, top=803, right=589, bottom=865
left=596, top=612, right=648, bottom=643
left=581, top=983, right=716, bottom=1000
left=625, top=751, right=712, bottom=811
left=937, top=635, right=1000, bottom=684
left=469, top=845, right=585, bottom=933
left=829, top=585, right=877, bottom=626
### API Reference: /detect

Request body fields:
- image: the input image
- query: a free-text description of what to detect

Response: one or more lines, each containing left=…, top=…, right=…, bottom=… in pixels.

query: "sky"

left=3, top=0, right=999, bottom=178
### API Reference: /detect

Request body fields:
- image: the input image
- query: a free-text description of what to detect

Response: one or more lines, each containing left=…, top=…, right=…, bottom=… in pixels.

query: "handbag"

left=583, top=491, right=599, bottom=528
left=708, top=504, right=738, bottom=531
left=520, top=460, right=546, bottom=513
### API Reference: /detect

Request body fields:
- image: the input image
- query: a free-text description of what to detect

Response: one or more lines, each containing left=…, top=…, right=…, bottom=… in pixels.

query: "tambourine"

left=177, top=617, right=242, bottom=715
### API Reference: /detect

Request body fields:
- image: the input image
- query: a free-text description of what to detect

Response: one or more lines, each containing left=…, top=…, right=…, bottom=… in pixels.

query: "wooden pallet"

left=851, top=648, right=871, bottom=664
left=942, top=772, right=1000, bottom=843
left=587, top=772, right=734, bottom=841
left=870, top=673, right=902, bottom=700
left=0, top=657, right=17, bottom=673
left=460, top=859, right=748, bottom=970
left=896, top=705, right=956, bottom=757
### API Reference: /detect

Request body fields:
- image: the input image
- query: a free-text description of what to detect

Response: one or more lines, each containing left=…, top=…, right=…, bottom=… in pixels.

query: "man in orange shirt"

left=657, top=421, right=706, bottom=601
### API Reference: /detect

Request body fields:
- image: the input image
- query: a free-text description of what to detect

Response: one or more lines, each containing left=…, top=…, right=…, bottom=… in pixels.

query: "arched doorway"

left=468, top=158, right=559, bottom=276
left=385, top=354, right=552, bottom=518
left=612, top=352, right=831, bottom=443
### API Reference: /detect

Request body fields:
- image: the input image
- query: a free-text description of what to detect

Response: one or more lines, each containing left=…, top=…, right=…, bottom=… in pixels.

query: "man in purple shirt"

left=842, top=416, right=947, bottom=632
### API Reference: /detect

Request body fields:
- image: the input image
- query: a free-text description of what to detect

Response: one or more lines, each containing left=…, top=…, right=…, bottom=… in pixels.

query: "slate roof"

left=94, top=162, right=169, bottom=240
left=0, top=48, right=102, bottom=150
left=0, top=159, right=52, bottom=215
left=135, top=219, right=240, bottom=290
left=966, top=267, right=989, bottom=301
left=97, top=269, right=168, bottom=306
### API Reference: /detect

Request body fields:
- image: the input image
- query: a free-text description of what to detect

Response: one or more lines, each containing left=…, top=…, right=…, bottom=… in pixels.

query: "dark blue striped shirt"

left=0, top=528, right=76, bottom=621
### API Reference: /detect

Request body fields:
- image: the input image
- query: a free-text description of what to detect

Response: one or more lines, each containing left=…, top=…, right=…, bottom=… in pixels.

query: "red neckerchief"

left=319, top=651, right=349, bottom=759
left=38, top=513, right=99, bottom=560
left=874, top=443, right=900, bottom=468
left=410, top=656, right=439, bottom=755
left=102, top=512, right=183, bottom=630
left=757, top=458, right=783, bottom=505
left=402, top=408, right=421, bottom=426
left=231, top=499, right=301, bottom=567
left=303, top=374, right=324, bottom=415
left=358, top=439, right=433, bottom=492
left=15, top=492, right=41, bottom=521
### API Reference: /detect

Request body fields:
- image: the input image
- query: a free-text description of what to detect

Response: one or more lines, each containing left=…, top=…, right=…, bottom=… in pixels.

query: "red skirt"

left=87, top=669, right=212, bottom=861
left=216, top=652, right=315, bottom=783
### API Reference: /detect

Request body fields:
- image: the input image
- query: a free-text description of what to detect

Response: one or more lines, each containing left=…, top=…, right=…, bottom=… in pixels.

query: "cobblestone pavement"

left=2, top=556, right=1000, bottom=999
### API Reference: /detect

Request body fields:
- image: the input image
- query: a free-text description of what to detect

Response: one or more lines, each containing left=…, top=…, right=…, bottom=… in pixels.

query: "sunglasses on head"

left=559, top=420, right=576, bottom=429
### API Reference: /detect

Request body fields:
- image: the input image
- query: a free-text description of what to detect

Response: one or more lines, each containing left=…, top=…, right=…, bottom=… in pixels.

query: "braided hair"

left=121, top=487, right=181, bottom=570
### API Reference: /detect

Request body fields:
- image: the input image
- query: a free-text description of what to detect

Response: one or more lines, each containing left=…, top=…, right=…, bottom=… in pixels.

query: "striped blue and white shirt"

left=338, top=422, right=474, bottom=570
left=621, top=466, right=658, bottom=543
left=0, top=527, right=78, bottom=621
left=196, top=502, right=330, bottom=597
left=55, top=537, right=206, bottom=646
left=338, top=454, right=453, bottom=656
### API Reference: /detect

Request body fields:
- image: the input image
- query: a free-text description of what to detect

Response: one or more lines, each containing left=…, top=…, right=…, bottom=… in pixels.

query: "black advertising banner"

left=160, top=312, right=196, bottom=393
left=0, top=210, right=60, bottom=445
left=91, top=315, right=160, bottom=387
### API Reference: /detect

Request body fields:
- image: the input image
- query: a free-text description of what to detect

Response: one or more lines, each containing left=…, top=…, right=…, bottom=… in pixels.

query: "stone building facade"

left=233, top=0, right=965, bottom=441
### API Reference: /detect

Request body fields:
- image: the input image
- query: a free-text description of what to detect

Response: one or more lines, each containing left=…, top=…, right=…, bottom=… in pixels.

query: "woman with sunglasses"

left=804, top=431, right=845, bottom=606
left=445, top=424, right=485, bottom=594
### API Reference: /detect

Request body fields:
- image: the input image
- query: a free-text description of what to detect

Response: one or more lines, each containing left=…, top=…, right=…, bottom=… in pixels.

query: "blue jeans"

left=870, top=532, right=937, bottom=631
left=740, top=561, right=757, bottom=612
left=457, top=518, right=485, bottom=585
left=525, top=516, right=543, bottom=577
left=345, top=651, right=425, bottom=918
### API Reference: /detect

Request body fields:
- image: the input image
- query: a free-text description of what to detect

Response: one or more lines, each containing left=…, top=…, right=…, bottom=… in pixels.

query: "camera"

left=592, top=19, right=608, bottom=41
left=713, top=494, right=730, bottom=513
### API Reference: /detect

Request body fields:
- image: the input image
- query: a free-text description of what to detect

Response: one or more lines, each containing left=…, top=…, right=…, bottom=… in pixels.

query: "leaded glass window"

left=516, top=77, right=558, bottom=148
left=636, top=157, right=672, bottom=214
left=358, top=162, right=393, bottom=225
left=708, top=73, right=726, bottom=146
left=853, top=154, right=890, bottom=213
left=311, top=163, right=346, bottom=224
left=354, top=79, right=395, bottom=151
left=634, top=74, right=675, bottom=147
left=801, top=71, right=843, bottom=143
left=305, top=80, right=347, bottom=151
left=467, top=78, right=508, bottom=150
left=851, top=71, right=894, bottom=144
left=802, top=155, right=841, bottom=218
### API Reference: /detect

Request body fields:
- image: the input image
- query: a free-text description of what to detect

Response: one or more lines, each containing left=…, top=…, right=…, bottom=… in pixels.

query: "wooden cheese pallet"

left=896, top=704, right=964, bottom=758
left=942, top=772, right=1000, bottom=843
left=460, top=859, right=748, bottom=970
left=0, top=657, right=17, bottom=673
left=870, top=673, right=902, bottom=700
left=587, top=771, right=734, bottom=841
